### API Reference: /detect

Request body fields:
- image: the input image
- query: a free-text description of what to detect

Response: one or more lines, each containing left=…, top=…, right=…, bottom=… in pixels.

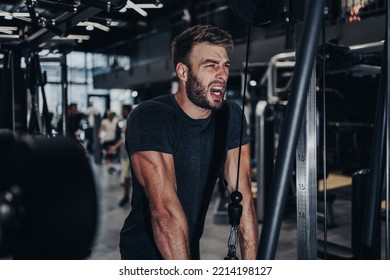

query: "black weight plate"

left=0, top=129, right=17, bottom=257
left=0, top=129, right=16, bottom=191
left=12, top=136, right=98, bottom=259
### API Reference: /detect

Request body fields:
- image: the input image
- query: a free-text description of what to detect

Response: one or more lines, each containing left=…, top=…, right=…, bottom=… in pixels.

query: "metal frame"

left=258, top=0, right=324, bottom=260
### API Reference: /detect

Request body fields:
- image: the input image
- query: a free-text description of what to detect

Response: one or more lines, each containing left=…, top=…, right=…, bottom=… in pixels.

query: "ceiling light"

left=67, top=35, right=91, bottom=41
left=0, top=11, right=32, bottom=22
left=52, top=34, right=91, bottom=41
left=77, top=21, right=110, bottom=32
left=0, top=34, right=19, bottom=39
left=136, top=20, right=147, bottom=27
left=11, top=12, right=30, bottom=17
left=0, top=26, right=18, bottom=35
left=182, top=8, right=191, bottom=22
left=126, top=1, right=148, bottom=17
left=137, top=4, right=164, bottom=9
left=109, top=21, right=120, bottom=27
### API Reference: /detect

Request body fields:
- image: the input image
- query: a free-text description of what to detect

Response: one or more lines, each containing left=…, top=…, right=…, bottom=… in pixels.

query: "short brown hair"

left=171, top=25, right=233, bottom=68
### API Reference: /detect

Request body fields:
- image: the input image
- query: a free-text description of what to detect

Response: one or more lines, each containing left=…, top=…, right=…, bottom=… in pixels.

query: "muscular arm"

left=130, top=151, right=191, bottom=259
left=223, top=144, right=258, bottom=259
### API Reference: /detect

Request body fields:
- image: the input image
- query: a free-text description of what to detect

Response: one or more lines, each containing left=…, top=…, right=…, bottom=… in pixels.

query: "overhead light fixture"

left=136, top=20, right=148, bottom=27
left=137, top=3, right=164, bottom=9
left=52, top=34, right=91, bottom=41
left=126, top=1, right=148, bottom=17
left=0, top=26, right=18, bottom=35
left=182, top=8, right=191, bottom=22
left=0, top=34, right=20, bottom=39
left=120, top=1, right=164, bottom=15
left=66, top=34, right=91, bottom=41
left=108, top=20, right=120, bottom=27
left=0, top=11, right=32, bottom=22
left=77, top=21, right=110, bottom=32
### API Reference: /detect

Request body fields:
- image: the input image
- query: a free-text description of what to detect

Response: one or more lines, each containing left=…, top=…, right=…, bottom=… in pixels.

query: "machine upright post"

left=258, top=0, right=324, bottom=259
left=295, top=67, right=317, bottom=259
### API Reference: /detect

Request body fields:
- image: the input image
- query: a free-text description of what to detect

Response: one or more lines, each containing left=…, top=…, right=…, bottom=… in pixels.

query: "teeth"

left=211, top=86, right=223, bottom=96
left=210, top=85, right=223, bottom=96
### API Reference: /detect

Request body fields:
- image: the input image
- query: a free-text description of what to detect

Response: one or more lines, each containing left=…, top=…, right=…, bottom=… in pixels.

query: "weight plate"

left=11, top=136, right=98, bottom=259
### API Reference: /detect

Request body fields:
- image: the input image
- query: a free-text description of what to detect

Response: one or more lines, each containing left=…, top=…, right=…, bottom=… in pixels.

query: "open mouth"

left=210, top=86, right=224, bottom=99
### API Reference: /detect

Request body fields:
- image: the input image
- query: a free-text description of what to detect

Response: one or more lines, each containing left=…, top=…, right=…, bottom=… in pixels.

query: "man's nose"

left=216, top=66, right=228, bottom=81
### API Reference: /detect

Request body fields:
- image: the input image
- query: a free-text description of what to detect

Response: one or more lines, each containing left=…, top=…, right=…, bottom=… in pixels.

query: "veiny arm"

left=223, top=143, right=258, bottom=259
left=130, top=150, right=191, bottom=259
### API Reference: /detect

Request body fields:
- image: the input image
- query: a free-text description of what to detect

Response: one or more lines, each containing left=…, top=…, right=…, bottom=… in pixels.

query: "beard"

left=186, top=70, right=223, bottom=111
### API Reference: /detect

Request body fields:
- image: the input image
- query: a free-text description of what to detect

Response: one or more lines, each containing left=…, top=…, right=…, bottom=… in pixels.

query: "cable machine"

left=230, top=0, right=389, bottom=260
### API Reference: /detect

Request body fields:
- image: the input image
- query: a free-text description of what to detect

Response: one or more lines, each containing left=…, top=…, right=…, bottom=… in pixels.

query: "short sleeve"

left=225, top=101, right=250, bottom=150
left=125, top=101, right=178, bottom=156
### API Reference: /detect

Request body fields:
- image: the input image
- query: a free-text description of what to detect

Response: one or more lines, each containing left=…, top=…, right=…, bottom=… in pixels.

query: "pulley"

left=229, top=0, right=284, bottom=27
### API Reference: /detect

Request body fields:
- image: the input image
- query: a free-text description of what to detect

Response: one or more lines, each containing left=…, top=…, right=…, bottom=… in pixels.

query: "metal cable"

left=235, top=25, right=251, bottom=192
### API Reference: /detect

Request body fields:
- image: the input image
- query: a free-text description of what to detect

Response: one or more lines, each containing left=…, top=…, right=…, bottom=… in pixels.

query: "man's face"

left=185, top=43, right=230, bottom=111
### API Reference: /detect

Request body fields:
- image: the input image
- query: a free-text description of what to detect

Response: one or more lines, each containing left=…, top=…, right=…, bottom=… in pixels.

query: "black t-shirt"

left=120, top=94, right=249, bottom=259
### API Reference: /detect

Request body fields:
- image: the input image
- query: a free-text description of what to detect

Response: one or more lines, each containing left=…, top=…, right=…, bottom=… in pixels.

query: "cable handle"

left=224, top=226, right=239, bottom=260
left=224, top=191, right=243, bottom=260
left=228, top=190, right=243, bottom=226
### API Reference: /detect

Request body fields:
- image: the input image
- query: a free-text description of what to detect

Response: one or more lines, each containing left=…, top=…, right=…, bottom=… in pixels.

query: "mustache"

left=209, top=80, right=227, bottom=87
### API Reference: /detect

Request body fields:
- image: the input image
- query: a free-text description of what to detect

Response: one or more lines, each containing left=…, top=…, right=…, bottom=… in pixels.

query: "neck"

left=174, top=90, right=212, bottom=119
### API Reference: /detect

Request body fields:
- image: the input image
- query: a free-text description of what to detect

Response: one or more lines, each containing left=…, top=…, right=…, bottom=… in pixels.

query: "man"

left=106, top=104, right=133, bottom=207
left=98, top=110, right=118, bottom=171
left=120, top=25, right=258, bottom=260
left=57, top=103, right=85, bottom=143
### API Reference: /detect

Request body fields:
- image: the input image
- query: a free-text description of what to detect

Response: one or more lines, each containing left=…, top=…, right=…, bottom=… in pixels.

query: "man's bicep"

left=131, top=151, right=176, bottom=200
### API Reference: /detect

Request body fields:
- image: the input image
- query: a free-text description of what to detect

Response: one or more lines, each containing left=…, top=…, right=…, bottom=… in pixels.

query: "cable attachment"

left=228, top=190, right=243, bottom=226
left=224, top=226, right=239, bottom=260
left=224, top=191, right=243, bottom=260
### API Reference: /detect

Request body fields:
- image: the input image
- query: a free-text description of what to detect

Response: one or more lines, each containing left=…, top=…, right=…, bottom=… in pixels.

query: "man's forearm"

left=238, top=192, right=258, bottom=259
left=151, top=207, right=191, bottom=260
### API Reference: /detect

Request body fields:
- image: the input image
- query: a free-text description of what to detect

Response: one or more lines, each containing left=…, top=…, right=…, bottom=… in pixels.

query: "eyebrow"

left=201, top=58, right=231, bottom=65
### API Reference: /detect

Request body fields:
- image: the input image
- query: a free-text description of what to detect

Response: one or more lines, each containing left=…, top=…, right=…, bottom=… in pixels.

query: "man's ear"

left=176, top=62, right=188, bottom=81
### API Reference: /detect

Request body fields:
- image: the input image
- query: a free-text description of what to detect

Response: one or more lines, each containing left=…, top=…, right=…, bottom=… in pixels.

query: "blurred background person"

left=85, top=101, right=100, bottom=154
left=57, top=103, right=86, bottom=145
left=107, top=104, right=133, bottom=207
left=98, top=109, right=119, bottom=172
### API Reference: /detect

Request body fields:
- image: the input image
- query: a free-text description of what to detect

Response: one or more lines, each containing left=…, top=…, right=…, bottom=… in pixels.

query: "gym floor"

left=87, top=158, right=360, bottom=260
